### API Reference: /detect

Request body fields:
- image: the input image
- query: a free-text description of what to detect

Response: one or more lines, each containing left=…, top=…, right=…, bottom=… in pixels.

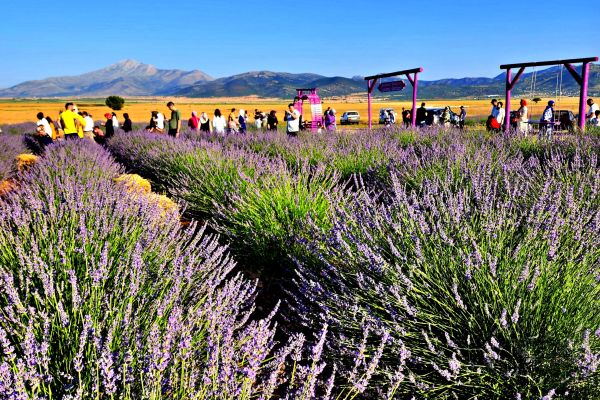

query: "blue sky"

left=1, top=0, right=598, bottom=88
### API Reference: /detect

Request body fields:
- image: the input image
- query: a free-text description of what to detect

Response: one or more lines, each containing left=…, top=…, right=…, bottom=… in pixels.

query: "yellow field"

left=0, top=97, right=582, bottom=126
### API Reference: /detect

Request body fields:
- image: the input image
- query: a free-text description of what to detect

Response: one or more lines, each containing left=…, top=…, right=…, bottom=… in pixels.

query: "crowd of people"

left=31, top=97, right=600, bottom=148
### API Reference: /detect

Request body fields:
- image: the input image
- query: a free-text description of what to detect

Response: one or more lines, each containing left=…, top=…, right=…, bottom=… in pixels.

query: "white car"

left=340, top=111, right=360, bottom=125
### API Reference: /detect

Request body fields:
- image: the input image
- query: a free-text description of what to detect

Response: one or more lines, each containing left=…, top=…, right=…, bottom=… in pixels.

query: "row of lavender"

left=0, top=138, right=378, bottom=399
left=106, top=128, right=600, bottom=398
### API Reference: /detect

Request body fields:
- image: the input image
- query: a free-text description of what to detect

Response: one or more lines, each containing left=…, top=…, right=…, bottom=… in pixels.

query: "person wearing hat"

left=539, top=100, right=555, bottom=140
left=517, top=99, right=529, bottom=135
left=101, top=112, right=115, bottom=139
left=458, top=106, right=467, bottom=130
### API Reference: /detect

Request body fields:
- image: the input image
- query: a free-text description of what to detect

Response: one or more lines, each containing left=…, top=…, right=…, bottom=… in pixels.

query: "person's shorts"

left=168, top=129, right=178, bottom=137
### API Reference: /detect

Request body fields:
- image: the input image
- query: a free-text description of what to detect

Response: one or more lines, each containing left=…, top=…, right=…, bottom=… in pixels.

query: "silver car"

left=340, top=111, right=360, bottom=125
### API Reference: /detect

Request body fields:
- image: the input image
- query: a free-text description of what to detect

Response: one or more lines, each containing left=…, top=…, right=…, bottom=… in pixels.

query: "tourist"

left=590, top=110, right=600, bottom=127
left=416, top=102, right=427, bottom=127
left=200, top=112, right=211, bottom=133
left=326, top=109, right=336, bottom=131
left=324, top=109, right=332, bottom=130
left=517, top=99, right=529, bottom=135
left=166, top=102, right=181, bottom=138
left=148, top=111, right=165, bottom=134
left=496, top=102, right=505, bottom=132
left=82, top=111, right=95, bottom=141
left=35, top=112, right=54, bottom=145
left=458, top=106, right=467, bottom=130
left=228, top=108, right=239, bottom=133
left=112, top=112, right=120, bottom=131
left=285, top=103, right=300, bottom=137
left=254, top=109, right=263, bottom=131
left=45, top=116, right=58, bottom=140
left=122, top=113, right=132, bottom=133
left=487, top=99, right=500, bottom=131
left=267, top=110, right=278, bottom=131
left=60, top=102, right=87, bottom=140
left=93, top=126, right=105, bottom=145
left=402, top=107, right=411, bottom=128
left=238, top=109, right=247, bottom=133
left=441, top=107, right=451, bottom=128
left=102, top=113, right=115, bottom=139
left=587, top=99, right=599, bottom=125
left=539, top=100, right=555, bottom=140
left=188, top=111, right=200, bottom=131
left=212, top=109, right=226, bottom=135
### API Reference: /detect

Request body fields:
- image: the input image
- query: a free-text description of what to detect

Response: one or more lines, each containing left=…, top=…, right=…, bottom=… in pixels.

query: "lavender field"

left=1, top=126, right=600, bottom=399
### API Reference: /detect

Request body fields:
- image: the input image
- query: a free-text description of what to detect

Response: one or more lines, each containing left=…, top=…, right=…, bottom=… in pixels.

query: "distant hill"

left=0, top=60, right=213, bottom=97
left=175, top=72, right=366, bottom=98
left=0, top=61, right=598, bottom=99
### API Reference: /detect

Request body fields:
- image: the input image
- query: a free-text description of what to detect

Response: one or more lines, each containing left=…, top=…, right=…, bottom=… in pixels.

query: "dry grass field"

left=0, top=96, right=582, bottom=127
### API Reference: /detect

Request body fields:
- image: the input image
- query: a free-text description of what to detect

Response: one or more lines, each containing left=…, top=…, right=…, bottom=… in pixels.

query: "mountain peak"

left=114, top=59, right=143, bottom=69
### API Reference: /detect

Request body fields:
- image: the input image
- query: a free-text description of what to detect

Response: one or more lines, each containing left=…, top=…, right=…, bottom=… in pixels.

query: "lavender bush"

left=0, top=134, right=28, bottom=180
left=294, top=142, right=600, bottom=398
left=0, top=141, right=364, bottom=399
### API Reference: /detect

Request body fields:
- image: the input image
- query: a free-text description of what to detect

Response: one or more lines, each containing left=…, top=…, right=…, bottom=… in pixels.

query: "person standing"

left=45, top=116, right=58, bottom=140
left=539, top=100, right=555, bottom=140
left=60, top=102, right=87, bottom=140
left=496, top=102, right=505, bottom=132
left=188, top=111, right=200, bottom=131
left=326, top=109, right=336, bottom=131
left=166, top=102, right=181, bottom=137
left=102, top=113, right=115, bottom=139
left=238, top=109, right=247, bottom=133
left=267, top=110, right=278, bottom=131
left=82, top=111, right=95, bottom=141
left=254, top=109, right=263, bottom=131
left=517, top=99, right=529, bottom=135
left=416, top=103, right=427, bottom=127
left=587, top=98, right=599, bottom=125
left=440, top=107, right=451, bottom=128
left=200, top=112, right=211, bottom=133
left=285, top=103, right=300, bottom=137
left=487, top=99, right=500, bottom=131
left=111, top=112, right=120, bottom=131
left=402, top=107, right=411, bottom=128
left=458, top=106, right=467, bottom=130
left=212, top=109, right=226, bottom=135
left=122, top=113, right=132, bottom=133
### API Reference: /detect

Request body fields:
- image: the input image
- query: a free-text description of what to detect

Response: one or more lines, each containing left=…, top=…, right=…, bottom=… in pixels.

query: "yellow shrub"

left=0, top=179, right=17, bottom=197
left=113, top=174, right=152, bottom=194
left=148, top=193, right=179, bottom=215
left=15, top=154, right=38, bottom=172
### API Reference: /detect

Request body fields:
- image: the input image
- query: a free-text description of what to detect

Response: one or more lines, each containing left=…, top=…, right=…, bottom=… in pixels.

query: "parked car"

left=340, top=111, right=360, bottom=125
left=379, top=108, right=397, bottom=124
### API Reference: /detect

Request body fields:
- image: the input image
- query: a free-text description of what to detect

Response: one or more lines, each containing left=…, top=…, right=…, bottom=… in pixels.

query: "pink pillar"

left=579, top=62, right=590, bottom=130
left=411, top=73, right=418, bottom=127
left=504, top=68, right=512, bottom=132
left=368, top=80, right=372, bottom=130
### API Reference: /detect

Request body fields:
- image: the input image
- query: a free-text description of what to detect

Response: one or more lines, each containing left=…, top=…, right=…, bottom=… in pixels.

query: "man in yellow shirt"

left=60, top=102, right=86, bottom=140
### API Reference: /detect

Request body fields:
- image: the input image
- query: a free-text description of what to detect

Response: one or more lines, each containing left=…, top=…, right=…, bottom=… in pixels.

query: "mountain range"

left=0, top=59, right=598, bottom=99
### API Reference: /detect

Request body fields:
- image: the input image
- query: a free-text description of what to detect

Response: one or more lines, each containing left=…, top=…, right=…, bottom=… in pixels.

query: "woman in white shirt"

left=517, top=99, right=529, bottom=135
left=496, top=101, right=505, bottom=131
left=212, top=109, right=227, bottom=135
left=150, top=111, right=165, bottom=134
